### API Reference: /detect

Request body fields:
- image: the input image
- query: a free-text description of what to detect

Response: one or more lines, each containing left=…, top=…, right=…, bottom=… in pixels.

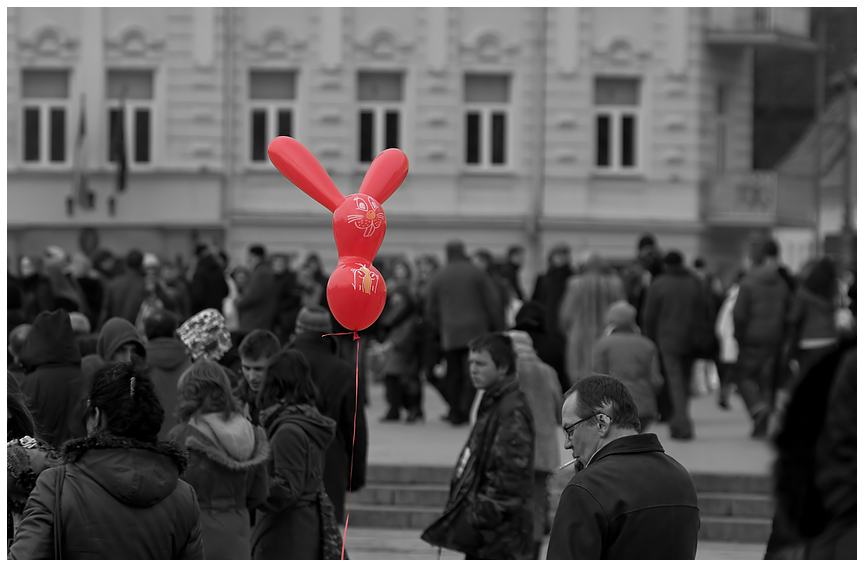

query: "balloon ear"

left=358, top=148, right=409, bottom=205
left=268, top=137, right=346, bottom=213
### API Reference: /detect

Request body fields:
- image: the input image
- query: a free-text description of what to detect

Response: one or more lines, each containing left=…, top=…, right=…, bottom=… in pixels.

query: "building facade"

left=7, top=7, right=817, bottom=285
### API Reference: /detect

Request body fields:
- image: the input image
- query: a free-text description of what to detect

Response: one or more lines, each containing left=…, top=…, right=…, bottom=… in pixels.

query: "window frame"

left=247, top=69, right=298, bottom=168
left=356, top=71, right=405, bottom=164
left=20, top=70, right=71, bottom=169
left=106, top=69, right=156, bottom=170
left=463, top=73, right=512, bottom=170
left=592, top=77, right=643, bottom=176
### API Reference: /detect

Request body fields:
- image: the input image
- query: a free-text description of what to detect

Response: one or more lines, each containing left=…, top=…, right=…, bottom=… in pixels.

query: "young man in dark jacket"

left=547, top=374, right=700, bottom=560
left=421, top=333, right=535, bottom=560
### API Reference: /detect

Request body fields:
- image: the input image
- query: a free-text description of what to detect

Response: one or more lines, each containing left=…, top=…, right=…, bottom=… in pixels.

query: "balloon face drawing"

left=346, top=195, right=385, bottom=238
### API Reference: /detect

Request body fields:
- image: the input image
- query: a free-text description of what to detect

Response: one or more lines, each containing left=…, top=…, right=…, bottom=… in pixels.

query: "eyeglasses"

left=563, top=414, right=600, bottom=438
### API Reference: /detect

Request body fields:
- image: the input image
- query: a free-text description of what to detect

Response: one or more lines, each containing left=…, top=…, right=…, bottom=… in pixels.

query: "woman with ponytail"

left=9, top=363, right=203, bottom=559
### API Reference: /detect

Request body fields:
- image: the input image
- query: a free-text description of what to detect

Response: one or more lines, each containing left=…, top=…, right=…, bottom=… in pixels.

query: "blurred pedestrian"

left=161, top=260, right=193, bottom=321
left=531, top=243, right=574, bottom=337
left=9, top=362, right=204, bottom=559
left=169, top=360, right=269, bottom=559
left=547, top=374, right=700, bottom=559
left=272, top=253, right=301, bottom=345
left=715, top=270, right=745, bottom=410
left=513, top=300, right=569, bottom=394
left=18, top=309, right=88, bottom=447
left=421, top=333, right=535, bottom=560
left=190, top=243, right=230, bottom=315
left=143, top=309, right=192, bottom=439
left=593, top=300, right=664, bottom=431
left=18, top=254, right=54, bottom=324
left=301, top=252, right=330, bottom=309
left=99, top=248, right=147, bottom=327
left=622, top=234, right=665, bottom=329
left=68, top=252, right=103, bottom=328
left=236, top=329, right=281, bottom=425
left=252, top=349, right=338, bottom=560
left=97, top=317, right=147, bottom=364
left=499, top=245, right=527, bottom=301
left=472, top=248, right=513, bottom=326
left=413, top=254, right=445, bottom=406
left=289, top=305, right=369, bottom=522
left=559, top=252, right=625, bottom=386
left=733, top=239, right=793, bottom=439
left=7, top=324, right=32, bottom=385
left=643, top=250, right=710, bottom=440
left=426, top=240, right=505, bottom=426
left=42, top=246, right=88, bottom=318
left=506, top=330, right=562, bottom=559
left=234, top=245, right=278, bottom=334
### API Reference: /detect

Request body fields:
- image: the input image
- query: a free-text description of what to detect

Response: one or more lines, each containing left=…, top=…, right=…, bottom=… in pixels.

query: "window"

left=21, top=69, right=70, bottom=165
left=357, top=72, right=403, bottom=162
left=594, top=77, right=641, bottom=173
left=106, top=70, right=154, bottom=165
left=716, top=85, right=728, bottom=172
left=464, top=74, right=510, bottom=167
left=249, top=70, right=296, bottom=163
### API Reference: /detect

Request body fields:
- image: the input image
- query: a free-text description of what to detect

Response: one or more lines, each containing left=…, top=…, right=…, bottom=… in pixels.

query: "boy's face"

left=240, top=355, right=268, bottom=393
left=468, top=349, right=507, bottom=391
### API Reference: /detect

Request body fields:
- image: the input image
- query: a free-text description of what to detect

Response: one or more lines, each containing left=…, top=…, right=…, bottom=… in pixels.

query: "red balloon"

left=333, top=194, right=387, bottom=260
left=358, top=148, right=409, bottom=205
left=268, top=136, right=346, bottom=213
left=326, top=259, right=387, bottom=332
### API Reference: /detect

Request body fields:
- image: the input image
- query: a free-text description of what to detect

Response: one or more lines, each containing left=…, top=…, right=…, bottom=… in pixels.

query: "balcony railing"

left=706, top=8, right=816, bottom=51
left=702, top=170, right=818, bottom=228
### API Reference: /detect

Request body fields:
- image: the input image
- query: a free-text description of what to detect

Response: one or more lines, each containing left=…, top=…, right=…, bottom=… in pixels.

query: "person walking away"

left=547, top=374, right=700, bottom=559
left=593, top=300, right=664, bottom=431
left=425, top=241, right=505, bottom=426
left=168, top=360, right=269, bottom=559
left=506, top=330, right=561, bottom=559
left=413, top=255, right=445, bottom=409
left=289, top=306, right=369, bottom=522
left=733, top=239, right=792, bottom=439
left=236, top=329, right=281, bottom=425
left=715, top=271, right=745, bottom=409
left=271, top=253, right=301, bottom=345
left=421, top=333, right=535, bottom=560
left=642, top=250, right=705, bottom=440
left=531, top=244, right=574, bottom=337
left=98, top=249, right=147, bottom=327
left=190, top=243, right=230, bottom=315
left=9, top=362, right=204, bottom=559
left=472, top=249, right=516, bottom=327
left=18, top=309, right=88, bottom=447
left=143, top=309, right=192, bottom=439
left=622, top=234, right=665, bottom=329
left=499, top=245, right=527, bottom=301
left=558, top=252, right=624, bottom=386
left=513, top=300, right=569, bottom=393
left=234, top=245, right=279, bottom=334
left=252, top=349, right=339, bottom=559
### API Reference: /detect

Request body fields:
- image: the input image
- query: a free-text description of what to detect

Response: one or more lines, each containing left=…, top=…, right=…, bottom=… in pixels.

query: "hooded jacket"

left=190, top=254, right=230, bottom=315
left=18, top=309, right=87, bottom=447
left=169, top=414, right=269, bottom=560
left=99, top=268, right=147, bottom=327
left=146, top=338, right=192, bottom=440
left=97, top=317, right=146, bottom=362
left=734, top=264, right=792, bottom=348
left=8, top=434, right=203, bottom=560
left=252, top=404, right=336, bottom=559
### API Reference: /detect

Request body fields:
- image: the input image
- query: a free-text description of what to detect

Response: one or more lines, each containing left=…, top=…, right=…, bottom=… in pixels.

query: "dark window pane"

left=491, top=112, right=506, bottom=164
left=134, top=109, right=150, bottom=163
left=385, top=111, right=399, bottom=149
left=108, top=109, right=122, bottom=162
left=23, top=108, right=40, bottom=162
left=358, top=72, right=403, bottom=102
left=466, top=112, right=480, bottom=164
left=596, top=115, right=610, bottom=167
left=621, top=115, right=636, bottom=167
left=277, top=110, right=292, bottom=137
left=250, top=71, right=296, bottom=100
left=359, top=111, right=374, bottom=162
left=251, top=109, right=267, bottom=161
left=49, top=108, right=65, bottom=162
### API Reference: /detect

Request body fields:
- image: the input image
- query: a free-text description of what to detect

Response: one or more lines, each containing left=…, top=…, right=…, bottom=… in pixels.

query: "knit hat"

left=606, top=300, right=637, bottom=329
left=178, top=309, right=232, bottom=362
left=295, top=305, right=333, bottom=335
left=68, top=312, right=92, bottom=335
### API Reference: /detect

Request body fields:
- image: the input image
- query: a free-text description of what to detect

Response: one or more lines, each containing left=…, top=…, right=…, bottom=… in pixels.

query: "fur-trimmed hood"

left=173, top=415, right=270, bottom=470
left=61, top=433, right=188, bottom=508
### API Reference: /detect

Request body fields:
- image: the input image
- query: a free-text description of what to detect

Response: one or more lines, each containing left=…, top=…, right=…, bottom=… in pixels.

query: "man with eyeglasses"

left=546, top=374, right=700, bottom=559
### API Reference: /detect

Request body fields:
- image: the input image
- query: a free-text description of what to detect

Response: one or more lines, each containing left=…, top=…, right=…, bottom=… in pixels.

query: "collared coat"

left=546, top=433, right=700, bottom=560
left=421, top=378, right=535, bottom=559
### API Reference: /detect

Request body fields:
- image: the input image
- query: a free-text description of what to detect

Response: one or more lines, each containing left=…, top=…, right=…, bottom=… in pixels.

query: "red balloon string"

left=323, top=331, right=360, bottom=560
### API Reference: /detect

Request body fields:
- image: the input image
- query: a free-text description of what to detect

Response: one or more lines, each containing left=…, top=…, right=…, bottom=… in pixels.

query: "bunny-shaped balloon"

left=268, top=136, right=409, bottom=331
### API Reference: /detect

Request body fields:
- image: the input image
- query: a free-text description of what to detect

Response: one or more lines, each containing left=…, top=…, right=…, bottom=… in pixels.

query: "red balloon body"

left=333, top=194, right=386, bottom=260
left=327, top=258, right=387, bottom=332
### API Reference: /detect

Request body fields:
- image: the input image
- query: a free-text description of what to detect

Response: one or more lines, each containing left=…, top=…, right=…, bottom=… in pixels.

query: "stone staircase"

left=350, top=465, right=773, bottom=544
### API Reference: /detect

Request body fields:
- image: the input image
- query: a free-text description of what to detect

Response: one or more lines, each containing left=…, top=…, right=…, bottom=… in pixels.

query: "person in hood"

left=513, top=300, right=569, bottom=393
left=97, top=317, right=146, bottom=364
left=168, top=360, right=269, bottom=559
left=9, top=362, right=204, bottom=559
left=252, top=349, right=338, bottom=560
left=143, top=309, right=192, bottom=439
left=733, top=239, right=793, bottom=439
left=18, top=309, right=88, bottom=447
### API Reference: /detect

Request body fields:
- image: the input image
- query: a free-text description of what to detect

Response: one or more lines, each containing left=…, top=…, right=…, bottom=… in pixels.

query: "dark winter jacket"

left=426, top=257, right=505, bottom=351
left=593, top=328, right=664, bottom=420
left=291, top=333, right=369, bottom=521
left=191, top=255, right=230, bottom=315
left=733, top=264, right=792, bottom=348
left=8, top=434, right=203, bottom=560
left=252, top=404, right=336, bottom=559
left=643, top=265, right=704, bottom=356
left=235, top=261, right=279, bottom=333
left=169, top=415, right=269, bottom=559
left=146, top=338, right=192, bottom=439
left=531, top=264, right=574, bottom=336
left=99, top=269, right=147, bottom=326
left=788, top=288, right=838, bottom=346
left=514, top=300, right=570, bottom=392
left=499, top=260, right=525, bottom=301
left=421, top=378, right=535, bottom=559
left=19, top=273, right=54, bottom=324
left=97, top=317, right=146, bottom=362
left=18, top=310, right=87, bottom=447
left=546, top=434, right=700, bottom=559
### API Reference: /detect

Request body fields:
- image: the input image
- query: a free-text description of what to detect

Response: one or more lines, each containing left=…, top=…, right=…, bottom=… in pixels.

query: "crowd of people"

left=6, top=232, right=857, bottom=559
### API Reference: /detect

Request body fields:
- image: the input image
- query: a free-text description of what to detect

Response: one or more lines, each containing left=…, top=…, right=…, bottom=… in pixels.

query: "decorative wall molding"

left=354, top=29, right=414, bottom=62
left=460, top=30, right=520, bottom=65
left=663, top=148, right=686, bottom=165
left=554, top=114, right=578, bottom=130
left=19, top=25, right=79, bottom=62
left=105, top=26, right=164, bottom=60
left=664, top=114, right=686, bottom=131
left=425, top=113, right=448, bottom=127
left=316, top=145, right=342, bottom=159
left=554, top=151, right=577, bottom=163
left=591, top=37, right=651, bottom=68
left=246, top=28, right=308, bottom=61
left=426, top=145, right=447, bottom=160
left=317, top=109, right=342, bottom=125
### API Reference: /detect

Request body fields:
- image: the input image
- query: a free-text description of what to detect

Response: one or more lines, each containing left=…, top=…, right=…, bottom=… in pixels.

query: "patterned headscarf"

left=177, top=309, right=232, bottom=362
